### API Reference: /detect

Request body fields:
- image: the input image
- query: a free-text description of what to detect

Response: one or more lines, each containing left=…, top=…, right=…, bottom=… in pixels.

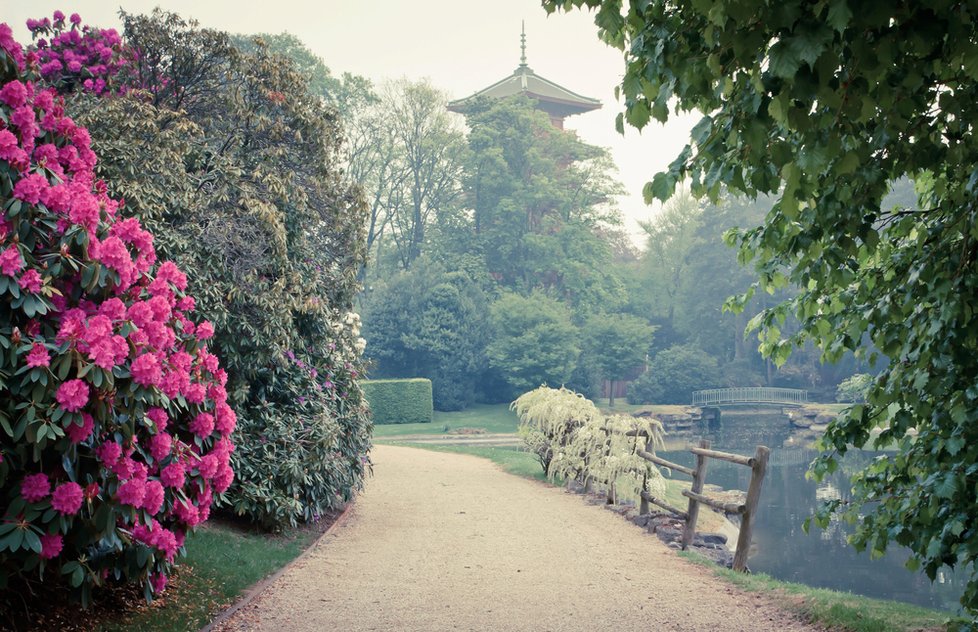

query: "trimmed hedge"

left=361, top=379, right=433, bottom=424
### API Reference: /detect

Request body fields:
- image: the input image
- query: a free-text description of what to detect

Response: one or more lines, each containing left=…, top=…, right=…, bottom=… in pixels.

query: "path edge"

left=198, top=501, right=357, bottom=632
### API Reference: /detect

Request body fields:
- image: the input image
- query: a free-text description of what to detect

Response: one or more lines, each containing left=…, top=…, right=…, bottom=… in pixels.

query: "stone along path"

left=215, top=444, right=818, bottom=632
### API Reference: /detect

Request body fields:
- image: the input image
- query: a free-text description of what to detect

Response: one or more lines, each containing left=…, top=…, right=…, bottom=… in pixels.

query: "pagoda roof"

left=447, top=25, right=601, bottom=118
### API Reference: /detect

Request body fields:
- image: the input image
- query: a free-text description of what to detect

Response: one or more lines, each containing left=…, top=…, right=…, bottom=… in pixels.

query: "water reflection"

left=660, top=412, right=965, bottom=612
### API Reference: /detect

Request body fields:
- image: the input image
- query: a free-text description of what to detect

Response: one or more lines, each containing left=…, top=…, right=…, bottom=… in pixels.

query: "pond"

left=659, top=412, right=965, bottom=612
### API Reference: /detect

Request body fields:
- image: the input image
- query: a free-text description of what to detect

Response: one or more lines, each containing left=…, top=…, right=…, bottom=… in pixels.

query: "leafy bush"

left=31, top=11, right=372, bottom=529
left=486, top=292, right=580, bottom=400
left=627, top=344, right=721, bottom=405
left=0, top=29, right=233, bottom=603
left=836, top=373, right=872, bottom=403
left=361, top=379, right=433, bottom=425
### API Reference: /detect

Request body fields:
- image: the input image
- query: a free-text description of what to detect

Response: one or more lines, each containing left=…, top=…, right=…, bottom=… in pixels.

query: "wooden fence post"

left=732, top=445, right=770, bottom=572
left=639, top=437, right=655, bottom=514
left=681, top=439, right=710, bottom=550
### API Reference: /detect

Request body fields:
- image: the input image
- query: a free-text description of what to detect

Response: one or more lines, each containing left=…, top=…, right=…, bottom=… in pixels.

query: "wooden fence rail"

left=587, top=424, right=770, bottom=571
left=636, top=438, right=770, bottom=572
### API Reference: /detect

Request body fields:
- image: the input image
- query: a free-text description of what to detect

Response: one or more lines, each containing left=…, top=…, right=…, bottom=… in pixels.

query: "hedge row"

left=360, top=379, right=433, bottom=424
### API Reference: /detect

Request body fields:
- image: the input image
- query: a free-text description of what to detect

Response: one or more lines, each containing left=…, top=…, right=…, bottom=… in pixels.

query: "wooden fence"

left=635, top=438, right=770, bottom=572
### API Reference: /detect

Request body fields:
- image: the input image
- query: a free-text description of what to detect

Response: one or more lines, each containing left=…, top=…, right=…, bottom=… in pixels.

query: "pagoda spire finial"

left=519, top=20, right=527, bottom=68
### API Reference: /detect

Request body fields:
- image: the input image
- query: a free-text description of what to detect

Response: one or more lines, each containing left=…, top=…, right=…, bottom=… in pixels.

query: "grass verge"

left=87, top=516, right=331, bottom=632
left=679, top=550, right=964, bottom=632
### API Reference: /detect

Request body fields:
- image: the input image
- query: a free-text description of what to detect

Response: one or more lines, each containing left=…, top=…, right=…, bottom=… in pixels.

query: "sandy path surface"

left=215, top=445, right=817, bottom=632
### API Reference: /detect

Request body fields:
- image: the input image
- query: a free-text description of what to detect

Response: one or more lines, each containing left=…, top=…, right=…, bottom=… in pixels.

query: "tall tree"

left=548, top=0, right=978, bottom=615
left=459, top=96, right=626, bottom=313
left=638, top=189, right=703, bottom=327
left=581, top=314, right=656, bottom=406
left=384, top=80, right=466, bottom=269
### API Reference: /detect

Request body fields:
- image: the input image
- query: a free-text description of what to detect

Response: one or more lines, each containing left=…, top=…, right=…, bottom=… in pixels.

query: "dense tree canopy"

left=548, top=0, right=978, bottom=616
left=362, top=263, right=489, bottom=411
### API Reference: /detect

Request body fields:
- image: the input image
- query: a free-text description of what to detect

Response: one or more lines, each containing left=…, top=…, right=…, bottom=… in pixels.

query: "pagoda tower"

left=447, top=23, right=601, bottom=129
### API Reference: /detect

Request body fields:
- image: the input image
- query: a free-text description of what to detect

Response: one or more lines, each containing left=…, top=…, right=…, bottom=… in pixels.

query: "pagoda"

left=447, top=24, right=601, bottom=129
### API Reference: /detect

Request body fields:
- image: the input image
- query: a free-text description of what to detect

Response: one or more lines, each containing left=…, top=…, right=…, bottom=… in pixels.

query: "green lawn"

left=373, top=402, right=519, bottom=437
left=96, top=519, right=326, bottom=631
left=679, top=551, right=962, bottom=632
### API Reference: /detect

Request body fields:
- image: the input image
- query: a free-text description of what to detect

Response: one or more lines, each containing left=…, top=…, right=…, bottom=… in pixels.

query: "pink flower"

left=84, top=482, right=100, bottom=500
left=196, top=321, right=214, bottom=340
left=150, top=573, right=167, bottom=594
left=98, top=297, right=126, bottom=321
left=174, top=499, right=198, bottom=526
left=214, top=402, right=237, bottom=436
left=213, top=463, right=234, bottom=494
left=56, top=379, right=89, bottom=412
left=154, top=527, right=178, bottom=562
left=66, top=413, right=94, bottom=444
left=21, top=473, right=50, bottom=502
left=146, top=407, right=168, bottom=431
left=189, top=413, right=214, bottom=439
left=197, top=454, right=218, bottom=479
left=39, top=533, right=63, bottom=560
left=96, top=441, right=122, bottom=467
left=18, top=269, right=42, bottom=293
left=148, top=432, right=171, bottom=461
left=0, top=245, right=23, bottom=276
left=51, top=482, right=83, bottom=515
left=184, top=382, right=206, bottom=404
left=155, top=261, right=187, bottom=291
left=112, top=456, right=138, bottom=479
left=141, top=480, right=164, bottom=514
left=0, top=129, right=26, bottom=166
left=25, top=342, right=50, bottom=368
left=67, top=190, right=100, bottom=230
left=116, top=478, right=146, bottom=507
left=131, top=353, right=162, bottom=387
left=0, top=80, right=27, bottom=108
left=160, top=461, right=185, bottom=488
left=12, top=173, right=47, bottom=205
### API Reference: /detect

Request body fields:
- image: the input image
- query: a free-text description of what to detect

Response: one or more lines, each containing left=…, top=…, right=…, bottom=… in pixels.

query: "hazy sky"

left=4, top=0, right=698, bottom=243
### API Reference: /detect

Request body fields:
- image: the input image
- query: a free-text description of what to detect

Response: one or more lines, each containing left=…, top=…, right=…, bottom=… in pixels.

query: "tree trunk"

left=608, top=380, right=615, bottom=407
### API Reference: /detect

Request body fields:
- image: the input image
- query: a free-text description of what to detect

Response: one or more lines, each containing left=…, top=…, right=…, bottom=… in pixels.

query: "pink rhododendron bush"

left=0, top=26, right=234, bottom=603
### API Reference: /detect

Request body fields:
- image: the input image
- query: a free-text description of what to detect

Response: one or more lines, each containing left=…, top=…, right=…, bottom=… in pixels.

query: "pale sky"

left=4, top=0, right=698, bottom=244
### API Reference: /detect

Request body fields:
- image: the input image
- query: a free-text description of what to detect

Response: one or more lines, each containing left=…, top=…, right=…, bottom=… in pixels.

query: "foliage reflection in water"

left=660, top=412, right=964, bottom=612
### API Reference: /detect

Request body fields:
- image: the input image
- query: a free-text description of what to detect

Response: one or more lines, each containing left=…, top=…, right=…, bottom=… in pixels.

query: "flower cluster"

left=0, top=27, right=234, bottom=599
left=26, top=11, right=126, bottom=96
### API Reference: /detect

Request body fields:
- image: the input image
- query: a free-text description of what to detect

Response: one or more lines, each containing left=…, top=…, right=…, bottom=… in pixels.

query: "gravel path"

left=215, top=445, right=818, bottom=631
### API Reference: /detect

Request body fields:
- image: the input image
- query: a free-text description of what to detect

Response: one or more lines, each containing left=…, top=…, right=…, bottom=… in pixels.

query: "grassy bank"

left=680, top=551, right=962, bottom=632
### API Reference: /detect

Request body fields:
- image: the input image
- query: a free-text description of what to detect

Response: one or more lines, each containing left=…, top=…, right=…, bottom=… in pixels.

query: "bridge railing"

left=691, top=387, right=808, bottom=407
